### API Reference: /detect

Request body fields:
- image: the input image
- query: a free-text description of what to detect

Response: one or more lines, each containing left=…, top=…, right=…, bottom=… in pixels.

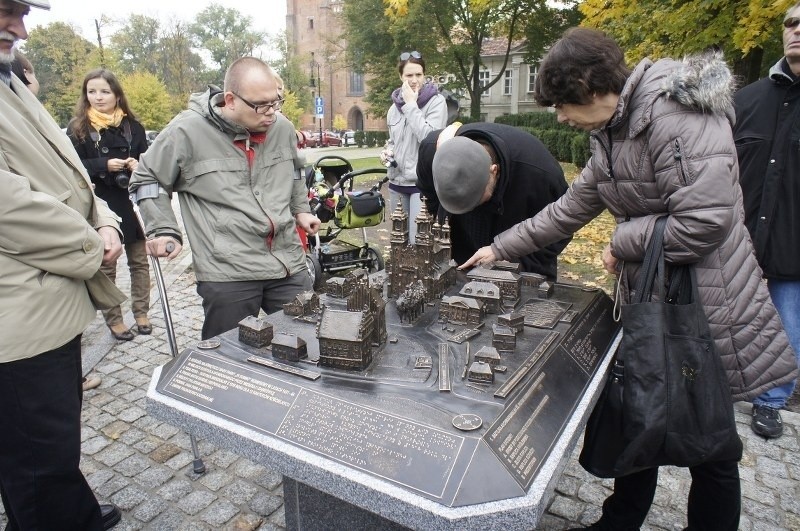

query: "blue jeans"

left=753, top=280, right=800, bottom=409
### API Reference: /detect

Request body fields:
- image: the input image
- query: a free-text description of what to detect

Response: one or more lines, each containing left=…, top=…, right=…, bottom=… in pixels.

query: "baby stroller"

left=302, top=155, right=388, bottom=289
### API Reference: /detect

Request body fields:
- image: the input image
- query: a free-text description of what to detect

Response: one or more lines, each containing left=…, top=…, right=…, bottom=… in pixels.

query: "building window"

left=479, top=70, right=490, bottom=98
left=349, top=70, right=364, bottom=95
left=308, top=17, right=314, bottom=30
left=503, top=69, right=512, bottom=95
left=528, top=65, right=538, bottom=93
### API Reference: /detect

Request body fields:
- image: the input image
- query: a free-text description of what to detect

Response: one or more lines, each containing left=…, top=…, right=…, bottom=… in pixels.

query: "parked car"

left=343, top=130, right=356, bottom=147
left=300, top=130, right=317, bottom=148
left=296, top=130, right=310, bottom=149
left=316, top=130, right=342, bottom=147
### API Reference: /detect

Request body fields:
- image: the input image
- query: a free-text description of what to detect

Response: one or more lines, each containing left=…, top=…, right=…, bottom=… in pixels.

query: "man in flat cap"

left=0, top=0, right=123, bottom=528
left=416, top=122, right=570, bottom=278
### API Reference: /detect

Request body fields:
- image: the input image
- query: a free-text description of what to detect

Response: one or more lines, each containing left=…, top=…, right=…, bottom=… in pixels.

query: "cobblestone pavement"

left=2, top=203, right=799, bottom=529
left=0, top=257, right=794, bottom=531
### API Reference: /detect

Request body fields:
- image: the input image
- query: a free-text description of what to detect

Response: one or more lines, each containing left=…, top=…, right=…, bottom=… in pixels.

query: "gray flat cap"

left=432, top=136, right=491, bottom=215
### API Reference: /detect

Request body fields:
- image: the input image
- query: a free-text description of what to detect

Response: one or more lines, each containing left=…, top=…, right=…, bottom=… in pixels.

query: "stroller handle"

left=323, top=167, right=389, bottom=198
left=333, top=168, right=389, bottom=192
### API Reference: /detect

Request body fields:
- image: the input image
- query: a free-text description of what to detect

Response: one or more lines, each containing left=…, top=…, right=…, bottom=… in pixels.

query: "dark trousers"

left=0, top=336, right=103, bottom=531
left=598, top=460, right=741, bottom=530
left=196, top=272, right=312, bottom=339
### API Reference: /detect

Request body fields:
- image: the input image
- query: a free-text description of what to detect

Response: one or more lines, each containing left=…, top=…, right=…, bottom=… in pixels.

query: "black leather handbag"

left=579, top=217, right=743, bottom=478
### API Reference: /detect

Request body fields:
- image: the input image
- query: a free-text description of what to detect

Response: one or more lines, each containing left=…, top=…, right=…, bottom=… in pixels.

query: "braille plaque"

left=154, top=279, right=620, bottom=508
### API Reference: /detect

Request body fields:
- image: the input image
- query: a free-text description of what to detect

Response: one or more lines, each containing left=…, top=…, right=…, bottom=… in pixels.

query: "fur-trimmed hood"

left=661, top=52, right=734, bottom=114
left=612, top=53, right=735, bottom=137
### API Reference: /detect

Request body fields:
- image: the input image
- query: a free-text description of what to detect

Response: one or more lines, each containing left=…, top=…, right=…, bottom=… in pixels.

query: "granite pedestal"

left=147, top=281, right=621, bottom=530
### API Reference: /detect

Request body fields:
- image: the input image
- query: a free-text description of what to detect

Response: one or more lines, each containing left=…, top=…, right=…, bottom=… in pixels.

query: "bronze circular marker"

left=452, top=413, right=483, bottom=431
left=197, top=339, right=221, bottom=350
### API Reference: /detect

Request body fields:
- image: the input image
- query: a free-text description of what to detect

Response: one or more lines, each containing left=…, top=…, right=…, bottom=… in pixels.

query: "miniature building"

left=370, top=270, right=390, bottom=298
left=348, top=276, right=387, bottom=346
left=439, top=295, right=484, bottom=325
left=519, top=271, right=547, bottom=289
left=492, top=324, right=516, bottom=352
left=460, top=281, right=502, bottom=314
left=538, top=280, right=554, bottom=299
left=325, top=269, right=367, bottom=298
left=468, top=360, right=494, bottom=384
left=388, top=200, right=456, bottom=302
left=316, top=306, right=374, bottom=370
left=466, top=267, right=521, bottom=303
left=325, top=276, right=347, bottom=298
left=493, top=260, right=521, bottom=273
left=238, top=316, right=273, bottom=348
left=272, top=333, right=308, bottom=362
left=282, top=290, right=320, bottom=317
left=498, top=311, right=525, bottom=333
left=474, top=345, right=501, bottom=367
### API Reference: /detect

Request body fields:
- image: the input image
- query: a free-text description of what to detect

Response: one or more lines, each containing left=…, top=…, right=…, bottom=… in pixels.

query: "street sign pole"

left=315, top=97, right=324, bottom=145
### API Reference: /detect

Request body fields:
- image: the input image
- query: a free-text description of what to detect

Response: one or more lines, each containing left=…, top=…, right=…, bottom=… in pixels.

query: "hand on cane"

left=146, top=236, right=181, bottom=259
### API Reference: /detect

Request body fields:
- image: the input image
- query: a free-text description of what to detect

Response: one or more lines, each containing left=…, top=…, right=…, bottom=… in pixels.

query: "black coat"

left=68, top=117, right=148, bottom=243
left=416, top=122, right=570, bottom=279
left=734, top=59, right=800, bottom=280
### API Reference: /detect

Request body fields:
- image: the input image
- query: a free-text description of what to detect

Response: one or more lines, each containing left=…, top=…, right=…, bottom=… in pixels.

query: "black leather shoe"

left=136, top=323, right=152, bottom=335
left=100, top=503, right=121, bottom=529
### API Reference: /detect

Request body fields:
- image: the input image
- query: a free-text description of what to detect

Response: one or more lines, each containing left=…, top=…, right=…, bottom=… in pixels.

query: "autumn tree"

left=158, top=19, right=209, bottom=100
left=189, top=3, right=266, bottom=82
left=109, top=15, right=161, bottom=76
left=270, top=31, right=313, bottom=114
left=347, top=0, right=548, bottom=120
left=520, top=1, right=582, bottom=65
left=279, top=90, right=303, bottom=128
left=334, top=114, right=347, bottom=131
left=23, top=22, right=100, bottom=125
left=342, top=0, right=446, bottom=119
left=120, top=72, right=174, bottom=130
left=579, top=0, right=791, bottom=84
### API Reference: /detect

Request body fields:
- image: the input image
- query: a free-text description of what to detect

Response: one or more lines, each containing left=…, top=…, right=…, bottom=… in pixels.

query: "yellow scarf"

left=88, top=107, right=126, bottom=131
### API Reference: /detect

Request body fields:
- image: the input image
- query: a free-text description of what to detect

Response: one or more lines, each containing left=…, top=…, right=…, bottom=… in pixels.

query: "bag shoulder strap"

left=122, top=119, right=132, bottom=144
left=634, top=216, right=668, bottom=303
left=666, top=265, right=699, bottom=304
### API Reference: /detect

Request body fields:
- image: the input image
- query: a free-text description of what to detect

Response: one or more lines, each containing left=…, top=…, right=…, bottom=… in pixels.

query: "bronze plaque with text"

left=156, top=278, right=619, bottom=507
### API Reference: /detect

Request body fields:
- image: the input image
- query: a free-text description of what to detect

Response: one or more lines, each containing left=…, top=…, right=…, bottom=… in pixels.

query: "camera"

left=382, top=154, right=397, bottom=168
left=103, top=169, right=131, bottom=189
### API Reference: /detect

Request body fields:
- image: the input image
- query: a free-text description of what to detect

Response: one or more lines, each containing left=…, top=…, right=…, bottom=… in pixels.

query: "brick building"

left=285, top=0, right=386, bottom=132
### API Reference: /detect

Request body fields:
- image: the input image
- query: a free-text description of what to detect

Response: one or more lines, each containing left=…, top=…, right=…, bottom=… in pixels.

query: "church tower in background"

left=285, top=0, right=386, bottom=133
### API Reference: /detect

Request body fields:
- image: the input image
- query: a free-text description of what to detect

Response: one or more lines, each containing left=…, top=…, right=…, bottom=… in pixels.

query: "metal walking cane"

left=131, top=202, right=206, bottom=475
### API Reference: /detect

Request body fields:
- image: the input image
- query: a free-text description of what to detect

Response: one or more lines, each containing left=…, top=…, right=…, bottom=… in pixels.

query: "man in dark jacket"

left=416, top=122, right=570, bottom=279
left=733, top=1, right=800, bottom=439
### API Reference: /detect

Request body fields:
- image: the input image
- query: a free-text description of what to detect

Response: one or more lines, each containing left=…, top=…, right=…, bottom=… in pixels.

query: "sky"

left=25, top=1, right=287, bottom=58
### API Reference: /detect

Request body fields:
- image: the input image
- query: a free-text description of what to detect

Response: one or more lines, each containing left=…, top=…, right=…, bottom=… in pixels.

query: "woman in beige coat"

left=461, top=28, right=797, bottom=530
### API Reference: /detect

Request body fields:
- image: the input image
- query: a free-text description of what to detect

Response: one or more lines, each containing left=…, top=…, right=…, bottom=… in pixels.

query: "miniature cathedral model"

left=388, top=198, right=457, bottom=303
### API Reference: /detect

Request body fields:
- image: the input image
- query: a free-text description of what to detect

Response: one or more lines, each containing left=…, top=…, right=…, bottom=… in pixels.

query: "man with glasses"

left=130, top=57, right=320, bottom=339
left=733, top=2, right=800, bottom=439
